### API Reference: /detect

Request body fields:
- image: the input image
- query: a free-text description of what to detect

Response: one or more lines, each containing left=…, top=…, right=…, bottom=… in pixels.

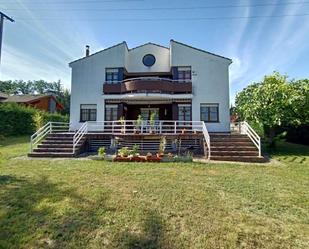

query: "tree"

left=288, top=79, right=309, bottom=126
left=235, top=72, right=301, bottom=146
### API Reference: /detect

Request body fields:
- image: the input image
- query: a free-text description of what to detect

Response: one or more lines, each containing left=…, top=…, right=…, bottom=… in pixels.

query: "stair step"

left=211, top=141, right=253, bottom=146
left=28, top=152, right=75, bottom=158
left=33, top=148, right=74, bottom=153
left=210, top=156, right=265, bottom=163
left=47, top=133, right=74, bottom=138
left=211, top=146, right=257, bottom=151
left=211, top=151, right=259, bottom=156
left=211, top=138, right=250, bottom=142
left=45, top=138, right=73, bottom=142
left=38, top=144, right=81, bottom=149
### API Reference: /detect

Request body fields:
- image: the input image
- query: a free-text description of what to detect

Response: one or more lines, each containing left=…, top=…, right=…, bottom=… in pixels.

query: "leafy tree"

left=288, top=79, right=309, bottom=126
left=235, top=72, right=308, bottom=146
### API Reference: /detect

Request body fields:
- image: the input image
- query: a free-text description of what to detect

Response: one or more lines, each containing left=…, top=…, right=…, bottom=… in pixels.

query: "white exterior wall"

left=171, top=41, right=231, bottom=132
left=125, top=44, right=170, bottom=72
left=69, top=43, right=127, bottom=130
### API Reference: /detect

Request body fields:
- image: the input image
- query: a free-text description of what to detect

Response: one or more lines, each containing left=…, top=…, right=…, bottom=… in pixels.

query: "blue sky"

left=1, top=0, right=309, bottom=103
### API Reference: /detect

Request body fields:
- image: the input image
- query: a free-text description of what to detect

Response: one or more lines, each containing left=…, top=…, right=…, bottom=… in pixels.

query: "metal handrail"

left=202, top=122, right=211, bottom=159
left=30, top=122, right=70, bottom=152
left=240, top=121, right=262, bottom=157
left=73, top=122, right=88, bottom=154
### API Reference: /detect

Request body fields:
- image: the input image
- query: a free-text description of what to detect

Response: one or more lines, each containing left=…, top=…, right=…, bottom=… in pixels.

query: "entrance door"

left=140, top=108, right=159, bottom=120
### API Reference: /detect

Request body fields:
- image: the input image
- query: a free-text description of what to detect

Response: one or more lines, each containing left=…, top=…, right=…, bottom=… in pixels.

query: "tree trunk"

left=264, top=125, right=276, bottom=148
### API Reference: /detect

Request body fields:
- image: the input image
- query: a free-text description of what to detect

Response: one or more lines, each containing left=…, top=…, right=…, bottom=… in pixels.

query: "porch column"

left=117, top=103, right=124, bottom=119
left=172, top=102, right=178, bottom=120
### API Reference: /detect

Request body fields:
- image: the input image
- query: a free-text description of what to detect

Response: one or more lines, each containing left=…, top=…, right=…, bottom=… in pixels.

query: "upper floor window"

left=177, top=66, right=191, bottom=81
left=106, top=68, right=119, bottom=83
left=200, top=103, right=219, bottom=123
left=80, top=104, right=97, bottom=122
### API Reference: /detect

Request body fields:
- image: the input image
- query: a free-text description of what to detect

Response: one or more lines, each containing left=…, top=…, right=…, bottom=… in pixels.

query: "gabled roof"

left=170, top=40, right=232, bottom=63
left=0, top=94, right=64, bottom=109
left=129, top=42, right=169, bottom=51
left=69, top=40, right=231, bottom=66
left=1, top=94, right=48, bottom=103
left=69, top=41, right=127, bottom=66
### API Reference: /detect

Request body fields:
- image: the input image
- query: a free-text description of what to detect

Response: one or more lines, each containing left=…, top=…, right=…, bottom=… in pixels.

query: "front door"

left=140, top=108, right=159, bottom=120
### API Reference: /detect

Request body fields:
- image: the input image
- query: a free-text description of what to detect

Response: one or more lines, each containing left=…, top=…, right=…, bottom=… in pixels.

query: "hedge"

left=0, top=103, right=69, bottom=136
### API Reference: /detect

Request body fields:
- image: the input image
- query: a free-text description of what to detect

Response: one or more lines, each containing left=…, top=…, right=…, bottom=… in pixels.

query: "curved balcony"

left=103, top=77, right=192, bottom=94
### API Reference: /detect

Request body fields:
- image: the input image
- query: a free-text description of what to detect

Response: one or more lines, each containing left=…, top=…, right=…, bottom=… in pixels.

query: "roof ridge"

left=129, top=42, right=169, bottom=51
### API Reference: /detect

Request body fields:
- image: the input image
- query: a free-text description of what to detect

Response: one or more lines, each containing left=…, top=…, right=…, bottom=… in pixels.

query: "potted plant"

left=131, top=144, right=140, bottom=161
left=157, top=136, right=166, bottom=158
left=118, top=147, right=129, bottom=157
left=134, top=115, right=143, bottom=134
left=149, top=111, right=156, bottom=134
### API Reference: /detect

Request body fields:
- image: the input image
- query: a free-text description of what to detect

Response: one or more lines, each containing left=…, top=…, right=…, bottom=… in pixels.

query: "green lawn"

left=0, top=137, right=308, bottom=249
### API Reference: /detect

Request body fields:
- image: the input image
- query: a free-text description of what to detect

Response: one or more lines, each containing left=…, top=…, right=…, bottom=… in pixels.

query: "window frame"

left=200, top=103, right=219, bottom=123
left=80, top=104, right=97, bottom=122
left=105, top=104, right=118, bottom=121
left=178, top=104, right=192, bottom=121
left=105, top=68, right=119, bottom=84
left=177, top=66, right=192, bottom=82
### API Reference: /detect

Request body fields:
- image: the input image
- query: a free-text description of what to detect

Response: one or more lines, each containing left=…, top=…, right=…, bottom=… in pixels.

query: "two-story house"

left=69, top=40, right=232, bottom=133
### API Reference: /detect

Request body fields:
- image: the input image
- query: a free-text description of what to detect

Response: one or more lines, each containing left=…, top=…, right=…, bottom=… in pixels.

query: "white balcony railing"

left=105, top=77, right=191, bottom=85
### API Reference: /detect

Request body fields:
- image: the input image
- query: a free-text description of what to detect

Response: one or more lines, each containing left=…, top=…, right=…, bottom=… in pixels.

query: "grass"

left=0, top=137, right=308, bottom=249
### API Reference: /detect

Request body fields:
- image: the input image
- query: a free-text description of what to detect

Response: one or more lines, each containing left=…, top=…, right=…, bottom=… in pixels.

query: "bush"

left=0, top=103, right=68, bottom=136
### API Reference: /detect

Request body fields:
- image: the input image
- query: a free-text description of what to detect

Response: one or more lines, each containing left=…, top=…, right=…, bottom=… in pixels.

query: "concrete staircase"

left=210, top=134, right=264, bottom=162
left=28, top=133, right=85, bottom=158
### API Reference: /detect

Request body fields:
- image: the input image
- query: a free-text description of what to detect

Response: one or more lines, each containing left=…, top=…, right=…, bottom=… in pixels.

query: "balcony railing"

left=103, top=77, right=192, bottom=94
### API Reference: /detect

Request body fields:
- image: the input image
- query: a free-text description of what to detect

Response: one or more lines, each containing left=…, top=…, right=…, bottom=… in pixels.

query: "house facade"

left=69, top=40, right=232, bottom=132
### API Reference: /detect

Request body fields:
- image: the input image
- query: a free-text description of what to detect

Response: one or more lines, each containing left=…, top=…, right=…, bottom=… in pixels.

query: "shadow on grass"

left=114, top=210, right=174, bottom=249
left=0, top=136, right=29, bottom=147
left=0, top=174, right=112, bottom=248
left=267, top=141, right=309, bottom=163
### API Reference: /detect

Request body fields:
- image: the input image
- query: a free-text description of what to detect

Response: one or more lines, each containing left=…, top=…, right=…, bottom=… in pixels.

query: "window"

left=105, top=68, right=119, bottom=83
left=142, top=54, right=156, bottom=67
left=178, top=104, right=191, bottom=121
left=177, top=66, right=191, bottom=81
left=80, top=104, right=97, bottom=122
left=200, top=104, right=219, bottom=122
left=105, top=104, right=118, bottom=121
left=140, top=108, right=159, bottom=120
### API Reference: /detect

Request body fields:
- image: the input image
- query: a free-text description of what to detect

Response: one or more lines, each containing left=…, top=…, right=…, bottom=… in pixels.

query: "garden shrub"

left=0, top=103, right=68, bottom=136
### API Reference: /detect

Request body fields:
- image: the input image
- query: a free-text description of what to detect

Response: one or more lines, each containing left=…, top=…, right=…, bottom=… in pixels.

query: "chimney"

left=85, top=45, right=90, bottom=57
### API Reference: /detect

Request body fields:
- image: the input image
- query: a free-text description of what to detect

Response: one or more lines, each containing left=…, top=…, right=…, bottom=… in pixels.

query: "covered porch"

left=104, top=96, right=192, bottom=122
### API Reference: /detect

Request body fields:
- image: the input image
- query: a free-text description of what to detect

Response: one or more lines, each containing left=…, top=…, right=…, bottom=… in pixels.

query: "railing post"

left=141, top=121, right=144, bottom=134
left=258, top=137, right=261, bottom=157
left=174, top=121, right=177, bottom=134
left=159, top=122, right=162, bottom=134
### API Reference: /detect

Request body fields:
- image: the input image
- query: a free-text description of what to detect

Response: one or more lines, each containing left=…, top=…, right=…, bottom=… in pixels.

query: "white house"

left=69, top=40, right=232, bottom=133
left=29, top=41, right=263, bottom=161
